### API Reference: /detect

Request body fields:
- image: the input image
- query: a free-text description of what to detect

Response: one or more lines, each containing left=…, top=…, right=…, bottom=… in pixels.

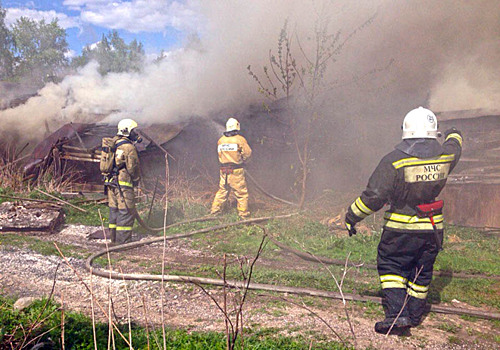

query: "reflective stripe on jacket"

left=346, top=133, right=462, bottom=233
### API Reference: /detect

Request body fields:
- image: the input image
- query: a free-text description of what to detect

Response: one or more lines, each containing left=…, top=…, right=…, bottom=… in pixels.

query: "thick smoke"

left=1, top=0, right=499, bottom=144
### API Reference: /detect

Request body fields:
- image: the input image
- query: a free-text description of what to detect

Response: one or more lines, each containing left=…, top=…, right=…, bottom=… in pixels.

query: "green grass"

left=122, top=208, right=499, bottom=311
left=1, top=186, right=499, bottom=319
left=0, top=296, right=350, bottom=349
left=64, top=202, right=109, bottom=226
left=182, top=211, right=499, bottom=309
left=437, top=322, right=461, bottom=333
left=448, top=335, right=462, bottom=345
left=429, top=277, right=500, bottom=308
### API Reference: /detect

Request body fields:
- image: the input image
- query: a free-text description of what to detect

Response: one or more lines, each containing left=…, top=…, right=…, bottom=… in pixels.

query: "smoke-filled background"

left=1, top=0, right=499, bottom=191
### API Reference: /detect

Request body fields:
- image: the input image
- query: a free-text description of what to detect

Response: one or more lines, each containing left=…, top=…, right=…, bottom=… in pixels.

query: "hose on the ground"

left=132, top=208, right=217, bottom=232
left=86, top=214, right=500, bottom=321
left=246, top=171, right=298, bottom=207
left=268, top=236, right=500, bottom=281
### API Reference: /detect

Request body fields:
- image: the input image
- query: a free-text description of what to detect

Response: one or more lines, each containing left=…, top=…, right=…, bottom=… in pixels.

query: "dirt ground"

left=0, top=224, right=498, bottom=349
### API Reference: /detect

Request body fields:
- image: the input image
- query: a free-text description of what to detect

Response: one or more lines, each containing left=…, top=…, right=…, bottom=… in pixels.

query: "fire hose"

left=86, top=214, right=500, bottom=321
left=131, top=208, right=500, bottom=281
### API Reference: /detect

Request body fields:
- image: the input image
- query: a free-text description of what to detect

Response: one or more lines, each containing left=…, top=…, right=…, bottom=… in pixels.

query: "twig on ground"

left=119, top=267, right=133, bottom=349
left=61, top=291, right=65, bottom=350
left=52, top=243, right=132, bottom=348
left=90, top=268, right=98, bottom=350
left=160, top=153, right=170, bottom=350
left=385, top=265, right=424, bottom=337
left=190, top=229, right=268, bottom=350
left=264, top=293, right=346, bottom=345
left=287, top=236, right=356, bottom=346
left=140, top=293, right=151, bottom=350
left=17, top=263, right=61, bottom=350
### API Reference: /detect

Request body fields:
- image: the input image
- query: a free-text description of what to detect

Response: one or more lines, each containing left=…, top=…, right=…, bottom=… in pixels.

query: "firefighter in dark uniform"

left=344, top=107, right=462, bottom=334
left=106, top=118, right=142, bottom=244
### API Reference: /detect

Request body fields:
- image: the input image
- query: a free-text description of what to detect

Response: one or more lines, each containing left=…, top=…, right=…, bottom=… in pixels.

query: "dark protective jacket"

left=346, top=132, right=462, bottom=233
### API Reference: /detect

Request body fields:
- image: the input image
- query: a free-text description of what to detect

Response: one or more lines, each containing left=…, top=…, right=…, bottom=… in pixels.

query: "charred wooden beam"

left=60, top=155, right=100, bottom=163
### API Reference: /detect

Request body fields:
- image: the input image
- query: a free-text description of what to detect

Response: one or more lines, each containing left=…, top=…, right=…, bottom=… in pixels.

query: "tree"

left=0, top=4, right=14, bottom=79
left=11, top=17, right=69, bottom=85
left=248, top=13, right=375, bottom=208
left=72, top=30, right=145, bottom=75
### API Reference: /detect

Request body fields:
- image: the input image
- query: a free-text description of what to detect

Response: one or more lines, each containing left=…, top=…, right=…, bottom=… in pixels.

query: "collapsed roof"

left=23, top=122, right=187, bottom=191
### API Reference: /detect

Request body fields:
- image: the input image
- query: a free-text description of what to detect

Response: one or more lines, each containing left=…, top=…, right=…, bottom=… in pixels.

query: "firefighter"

left=343, top=107, right=462, bottom=334
left=106, top=118, right=142, bottom=244
left=210, top=117, right=252, bottom=218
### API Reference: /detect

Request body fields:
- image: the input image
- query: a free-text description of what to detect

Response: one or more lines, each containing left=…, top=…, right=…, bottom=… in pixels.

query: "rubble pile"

left=0, top=201, right=63, bottom=232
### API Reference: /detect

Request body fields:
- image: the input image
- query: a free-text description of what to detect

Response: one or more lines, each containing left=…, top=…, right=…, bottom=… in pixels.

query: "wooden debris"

left=0, top=194, right=62, bottom=205
left=36, top=189, right=87, bottom=213
left=0, top=202, right=64, bottom=232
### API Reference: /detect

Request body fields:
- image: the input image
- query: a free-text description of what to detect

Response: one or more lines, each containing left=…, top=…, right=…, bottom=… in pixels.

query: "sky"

left=2, top=0, right=199, bottom=58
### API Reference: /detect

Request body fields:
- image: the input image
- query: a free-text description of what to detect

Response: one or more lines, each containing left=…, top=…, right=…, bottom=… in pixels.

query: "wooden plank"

left=36, top=189, right=87, bottom=213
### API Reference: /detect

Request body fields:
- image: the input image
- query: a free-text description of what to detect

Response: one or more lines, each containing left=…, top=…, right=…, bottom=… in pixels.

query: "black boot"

left=122, top=231, right=132, bottom=244
left=116, top=231, right=132, bottom=244
left=375, top=288, right=411, bottom=334
left=374, top=317, right=411, bottom=334
left=109, top=228, right=116, bottom=243
left=407, top=295, right=428, bottom=327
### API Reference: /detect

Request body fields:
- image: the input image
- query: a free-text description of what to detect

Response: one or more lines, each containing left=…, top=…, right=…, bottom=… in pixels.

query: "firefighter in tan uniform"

left=106, top=119, right=142, bottom=244
left=343, top=107, right=462, bottom=334
left=211, top=118, right=252, bottom=218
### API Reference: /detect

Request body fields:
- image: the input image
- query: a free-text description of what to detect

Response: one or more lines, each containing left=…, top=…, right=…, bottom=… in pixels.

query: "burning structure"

left=0, top=1, right=499, bottom=228
left=22, top=119, right=222, bottom=193
left=439, top=109, right=500, bottom=227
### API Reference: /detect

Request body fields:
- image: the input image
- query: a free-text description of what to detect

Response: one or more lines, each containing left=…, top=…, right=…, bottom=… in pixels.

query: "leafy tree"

left=72, top=30, right=145, bottom=75
left=11, top=17, right=69, bottom=85
left=0, top=4, right=14, bottom=79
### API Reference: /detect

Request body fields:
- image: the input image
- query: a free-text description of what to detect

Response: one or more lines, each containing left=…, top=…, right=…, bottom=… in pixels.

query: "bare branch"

left=385, top=265, right=424, bottom=337
left=52, top=243, right=132, bottom=347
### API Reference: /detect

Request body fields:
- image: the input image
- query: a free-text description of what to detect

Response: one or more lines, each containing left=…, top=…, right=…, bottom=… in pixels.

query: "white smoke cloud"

left=1, top=0, right=500, bottom=144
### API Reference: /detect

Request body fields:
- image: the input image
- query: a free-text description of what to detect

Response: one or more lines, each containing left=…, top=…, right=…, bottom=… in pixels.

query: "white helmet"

left=117, top=118, right=138, bottom=137
left=226, top=117, right=240, bottom=132
left=402, top=107, right=438, bottom=139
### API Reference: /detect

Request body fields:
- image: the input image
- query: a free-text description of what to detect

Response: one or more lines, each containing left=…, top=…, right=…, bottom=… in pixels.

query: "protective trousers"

left=377, top=229, right=440, bottom=325
left=211, top=168, right=249, bottom=218
left=108, top=186, right=135, bottom=243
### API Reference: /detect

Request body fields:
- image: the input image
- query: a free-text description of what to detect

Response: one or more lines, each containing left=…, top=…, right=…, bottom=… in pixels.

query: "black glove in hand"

left=344, top=216, right=357, bottom=237
left=132, top=180, right=140, bottom=187
left=444, top=127, right=462, bottom=138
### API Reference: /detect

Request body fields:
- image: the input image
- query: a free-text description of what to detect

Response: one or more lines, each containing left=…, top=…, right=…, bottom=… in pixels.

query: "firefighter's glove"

left=344, top=216, right=357, bottom=237
left=132, top=180, right=140, bottom=187
left=444, top=127, right=462, bottom=138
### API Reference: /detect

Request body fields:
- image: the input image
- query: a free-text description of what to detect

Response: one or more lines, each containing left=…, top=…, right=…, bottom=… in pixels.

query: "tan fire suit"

left=105, top=136, right=140, bottom=243
left=210, top=133, right=252, bottom=217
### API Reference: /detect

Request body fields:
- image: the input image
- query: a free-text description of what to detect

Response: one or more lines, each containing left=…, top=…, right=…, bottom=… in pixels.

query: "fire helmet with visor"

left=117, top=119, right=138, bottom=137
left=402, top=107, right=438, bottom=139
left=226, top=118, right=240, bottom=132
